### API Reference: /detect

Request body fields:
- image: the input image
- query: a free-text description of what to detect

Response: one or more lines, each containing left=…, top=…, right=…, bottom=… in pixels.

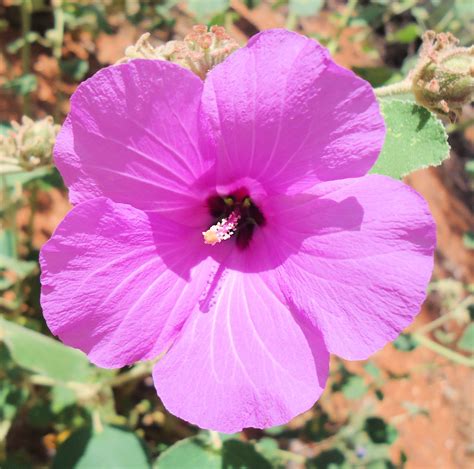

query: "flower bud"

left=412, top=31, right=474, bottom=121
left=0, top=116, right=60, bottom=173
left=119, top=25, right=239, bottom=80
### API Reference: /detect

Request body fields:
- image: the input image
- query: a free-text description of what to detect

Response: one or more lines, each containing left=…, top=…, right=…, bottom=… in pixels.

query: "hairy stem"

left=374, top=78, right=413, bottom=97
left=209, top=430, right=222, bottom=450
left=106, top=361, right=154, bottom=388
left=327, top=0, right=358, bottom=55
left=285, top=12, right=298, bottom=31
left=275, top=448, right=306, bottom=463
left=52, top=0, right=65, bottom=121
left=413, top=333, right=474, bottom=367
left=26, top=182, right=38, bottom=253
left=92, top=409, right=104, bottom=433
left=416, top=295, right=473, bottom=335
left=21, top=0, right=33, bottom=115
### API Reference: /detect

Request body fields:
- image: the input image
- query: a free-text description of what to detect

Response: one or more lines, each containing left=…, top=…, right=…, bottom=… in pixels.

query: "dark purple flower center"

left=206, top=188, right=266, bottom=250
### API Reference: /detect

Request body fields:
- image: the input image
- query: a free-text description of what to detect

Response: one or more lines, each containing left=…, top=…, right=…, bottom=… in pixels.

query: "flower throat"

left=203, top=189, right=266, bottom=250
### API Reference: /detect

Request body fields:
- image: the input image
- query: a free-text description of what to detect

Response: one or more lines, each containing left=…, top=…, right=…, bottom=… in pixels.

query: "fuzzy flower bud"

left=0, top=116, right=60, bottom=173
left=118, top=25, right=239, bottom=80
left=412, top=31, right=474, bottom=121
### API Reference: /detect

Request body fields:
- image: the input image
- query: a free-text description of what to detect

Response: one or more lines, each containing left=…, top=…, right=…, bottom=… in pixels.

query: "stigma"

left=203, top=210, right=240, bottom=245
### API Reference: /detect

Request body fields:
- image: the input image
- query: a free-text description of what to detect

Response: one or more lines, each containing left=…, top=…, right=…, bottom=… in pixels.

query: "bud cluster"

left=412, top=31, right=474, bottom=121
left=119, top=25, right=239, bottom=80
left=0, top=116, right=60, bottom=173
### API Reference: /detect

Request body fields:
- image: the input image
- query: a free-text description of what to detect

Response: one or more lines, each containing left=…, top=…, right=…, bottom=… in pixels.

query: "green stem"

left=275, top=448, right=306, bottom=463
left=285, top=12, right=298, bottom=31
left=52, top=0, right=64, bottom=121
left=413, top=333, right=474, bottom=367
left=20, top=0, right=33, bottom=115
left=209, top=430, right=222, bottom=450
left=224, top=11, right=234, bottom=32
left=106, top=361, right=154, bottom=388
left=416, top=295, right=473, bottom=335
left=52, top=1, right=64, bottom=61
left=1, top=175, right=18, bottom=259
left=446, top=117, right=474, bottom=134
left=374, top=78, right=413, bottom=98
left=26, top=182, right=38, bottom=252
left=327, top=0, right=358, bottom=55
left=338, top=0, right=358, bottom=34
left=92, top=409, right=104, bottom=433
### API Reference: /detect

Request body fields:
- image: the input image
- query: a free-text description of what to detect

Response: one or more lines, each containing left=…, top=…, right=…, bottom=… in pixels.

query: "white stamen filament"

left=203, top=210, right=240, bottom=246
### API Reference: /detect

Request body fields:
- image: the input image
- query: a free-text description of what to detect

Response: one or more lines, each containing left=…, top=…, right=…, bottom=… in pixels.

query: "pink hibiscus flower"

left=40, top=30, right=435, bottom=432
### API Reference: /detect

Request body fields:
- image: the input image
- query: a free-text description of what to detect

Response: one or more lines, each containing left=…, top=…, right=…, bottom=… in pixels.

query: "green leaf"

left=387, top=23, right=421, bottom=44
left=60, top=58, right=89, bottom=81
left=4, top=166, right=55, bottom=186
left=455, top=0, right=474, bottom=22
left=364, top=417, right=398, bottom=444
left=6, top=32, right=42, bottom=54
left=367, top=460, right=395, bottom=469
left=458, top=323, right=474, bottom=352
left=0, top=318, right=93, bottom=382
left=0, top=365, right=29, bottom=441
left=371, top=100, right=450, bottom=179
left=289, top=0, right=324, bottom=16
left=51, top=385, right=77, bottom=413
left=433, top=328, right=457, bottom=344
left=466, top=160, right=474, bottom=177
left=341, top=375, right=368, bottom=399
left=186, top=0, right=230, bottom=18
left=156, top=435, right=272, bottom=469
left=53, top=426, right=149, bottom=469
left=223, top=440, right=272, bottom=468
left=28, top=402, right=54, bottom=428
left=0, top=121, right=11, bottom=136
left=264, top=425, right=285, bottom=436
left=375, top=388, right=384, bottom=401
left=256, top=437, right=280, bottom=463
left=364, top=361, right=381, bottom=379
left=463, top=232, right=474, bottom=250
left=0, top=230, right=16, bottom=260
left=353, top=66, right=400, bottom=87
left=307, top=449, right=347, bottom=468
left=0, top=255, right=37, bottom=280
left=0, top=379, right=29, bottom=424
left=157, top=435, right=220, bottom=469
left=393, top=333, right=418, bottom=352
left=401, top=401, right=429, bottom=417
left=400, top=449, right=408, bottom=466
left=2, top=74, right=38, bottom=95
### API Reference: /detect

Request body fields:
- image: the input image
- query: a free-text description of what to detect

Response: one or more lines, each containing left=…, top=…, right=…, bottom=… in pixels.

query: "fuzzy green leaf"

left=289, top=0, right=324, bottom=16
left=365, top=417, right=398, bottom=445
left=186, top=0, right=229, bottom=17
left=2, top=74, right=38, bottom=96
left=341, top=375, right=368, bottom=399
left=393, top=333, right=418, bottom=351
left=53, top=426, right=149, bottom=469
left=371, top=100, right=449, bottom=179
left=0, top=318, right=93, bottom=382
left=156, top=435, right=272, bottom=469
left=458, top=323, right=474, bottom=352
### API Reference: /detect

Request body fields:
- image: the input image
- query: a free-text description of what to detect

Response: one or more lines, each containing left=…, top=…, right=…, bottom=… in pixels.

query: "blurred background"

left=0, top=1, right=473, bottom=468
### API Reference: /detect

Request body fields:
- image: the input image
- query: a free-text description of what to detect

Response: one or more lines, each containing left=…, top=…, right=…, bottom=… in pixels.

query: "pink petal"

left=55, top=60, right=212, bottom=224
left=153, top=270, right=329, bottom=432
left=40, top=198, right=216, bottom=368
left=200, top=29, right=385, bottom=193
left=264, top=175, right=435, bottom=360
